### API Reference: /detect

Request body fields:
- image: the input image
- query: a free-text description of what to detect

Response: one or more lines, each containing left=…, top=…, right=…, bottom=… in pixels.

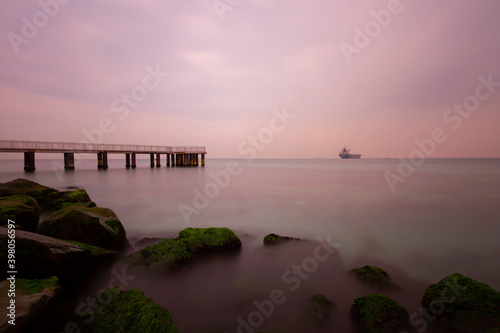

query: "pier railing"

left=0, top=140, right=206, bottom=154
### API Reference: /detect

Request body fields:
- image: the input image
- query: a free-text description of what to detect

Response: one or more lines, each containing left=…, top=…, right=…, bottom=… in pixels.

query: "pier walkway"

left=0, top=140, right=206, bottom=171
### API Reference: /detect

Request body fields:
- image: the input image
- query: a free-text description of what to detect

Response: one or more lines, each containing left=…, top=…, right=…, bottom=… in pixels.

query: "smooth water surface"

left=1, top=158, right=499, bottom=332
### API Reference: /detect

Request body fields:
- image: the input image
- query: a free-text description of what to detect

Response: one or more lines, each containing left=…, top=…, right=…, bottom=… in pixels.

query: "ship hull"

left=339, top=154, right=361, bottom=159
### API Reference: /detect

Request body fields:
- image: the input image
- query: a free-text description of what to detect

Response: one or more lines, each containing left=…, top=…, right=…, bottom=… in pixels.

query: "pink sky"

left=1, top=0, right=499, bottom=158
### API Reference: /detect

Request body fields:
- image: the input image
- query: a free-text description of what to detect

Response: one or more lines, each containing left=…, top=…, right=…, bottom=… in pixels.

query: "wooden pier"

left=0, top=140, right=206, bottom=171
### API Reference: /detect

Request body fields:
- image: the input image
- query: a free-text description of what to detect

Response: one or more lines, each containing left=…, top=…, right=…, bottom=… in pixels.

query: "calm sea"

left=1, top=158, right=499, bottom=332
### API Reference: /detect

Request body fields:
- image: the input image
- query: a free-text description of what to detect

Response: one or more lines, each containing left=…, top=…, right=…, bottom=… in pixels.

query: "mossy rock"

left=82, top=287, right=178, bottom=333
left=0, top=194, right=40, bottom=232
left=263, top=233, right=301, bottom=246
left=17, top=276, right=60, bottom=295
left=129, top=227, right=241, bottom=270
left=0, top=228, right=117, bottom=289
left=422, top=273, right=500, bottom=332
left=0, top=178, right=95, bottom=211
left=0, top=276, right=61, bottom=332
left=350, top=265, right=399, bottom=290
left=350, top=293, right=409, bottom=333
left=0, top=178, right=57, bottom=208
left=38, top=206, right=128, bottom=251
left=178, top=227, right=242, bottom=254
left=45, top=188, right=96, bottom=211
left=307, top=293, right=334, bottom=322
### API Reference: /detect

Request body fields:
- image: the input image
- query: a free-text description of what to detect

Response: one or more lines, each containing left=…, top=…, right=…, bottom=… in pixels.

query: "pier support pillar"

left=102, top=152, right=108, bottom=169
left=176, top=154, right=182, bottom=167
left=166, top=153, right=170, bottom=167
left=131, top=153, right=136, bottom=168
left=98, top=152, right=108, bottom=169
left=171, top=154, right=175, bottom=167
left=201, top=154, right=205, bottom=167
left=150, top=153, right=154, bottom=168
left=184, top=154, right=190, bottom=167
left=125, top=153, right=131, bottom=168
left=190, top=154, right=195, bottom=166
left=64, top=153, right=75, bottom=170
left=194, top=154, right=198, bottom=166
left=97, top=152, right=103, bottom=169
left=24, top=152, right=35, bottom=171
left=156, top=153, right=161, bottom=167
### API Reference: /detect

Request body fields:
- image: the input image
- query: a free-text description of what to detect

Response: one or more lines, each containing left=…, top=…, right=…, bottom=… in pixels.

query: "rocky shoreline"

left=1, top=178, right=499, bottom=332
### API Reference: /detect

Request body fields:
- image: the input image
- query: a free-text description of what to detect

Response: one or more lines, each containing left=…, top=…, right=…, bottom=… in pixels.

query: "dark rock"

left=263, top=233, right=301, bottom=246
left=0, top=195, right=40, bottom=232
left=307, top=293, right=334, bottom=322
left=350, top=293, right=409, bottom=333
left=38, top=206, right=128, bottom=251
left=422, top=273, right=500, bottom=332
left=0, top=276, right=61, bottom=333
left=80, top=287, right=178, bottom=333
left=0, top=228, right=117, bottom=289
left=127, top=227, right=241, bottom=270
left=350, top=265, right=400, bottom=290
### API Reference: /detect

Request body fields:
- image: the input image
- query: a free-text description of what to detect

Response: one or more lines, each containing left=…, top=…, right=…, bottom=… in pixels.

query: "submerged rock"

left=350, top=265, right=400, bottom=290
left=263, top=233, right=301, bottom=246
left=350, top=293, right=409, bottom=333
left=421, top=273, right=500, bottom=332
left=307, top=293, right=334, bottom=322
left=0, top=277, right=61, bottom=333
left=128, top=227, right=241, bottom=270
left=0, top=228, right=117, bottom=288
left=81, top=287, right=178, bottom=333
left=0, top=194, right=40, bottom=232
left=38, top=206, right=128, bottom=251
left=133, top=237, right=166, bottom=250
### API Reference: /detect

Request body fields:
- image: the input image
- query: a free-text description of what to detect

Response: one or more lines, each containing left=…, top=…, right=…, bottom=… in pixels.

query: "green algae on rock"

left=17, top=276, right=60, bottom=295
left=129, top=227, right=241, bottom=270
left=263, top=233, right=302, bottom=246
left=421, top=273, right=500, bottom=332
left=0, top=276, right=61, bottom=332
left=46, top=188, right=96, bottom=211
left=350, top=265, right=400, bottom=290
left=0, top=178, right=95, bottom=211
left=38, top=206, right=128, bottom=251
left=0, top=194, right=40, bottom=232
left=350, top=293, right=409, bottom=333
left=0, top=178, right=57, bottom=207
left=82, top=288, right=178, bottom=333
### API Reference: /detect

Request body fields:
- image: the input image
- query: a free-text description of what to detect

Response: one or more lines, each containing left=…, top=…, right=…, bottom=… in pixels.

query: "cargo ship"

left=339, top=147, right=361, bottom=159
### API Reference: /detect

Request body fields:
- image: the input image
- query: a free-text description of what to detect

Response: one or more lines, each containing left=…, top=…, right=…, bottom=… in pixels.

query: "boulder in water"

left=38, top=206, right=128, bottom=251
